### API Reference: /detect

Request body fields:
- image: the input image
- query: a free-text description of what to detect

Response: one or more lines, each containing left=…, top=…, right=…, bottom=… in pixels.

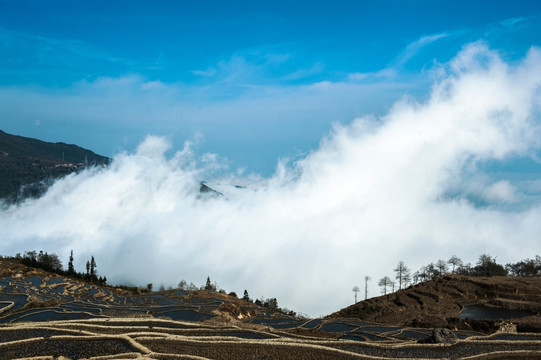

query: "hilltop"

left=0, top=130, right=109, bottom=203
left=330, top=274, right=541, bottom=333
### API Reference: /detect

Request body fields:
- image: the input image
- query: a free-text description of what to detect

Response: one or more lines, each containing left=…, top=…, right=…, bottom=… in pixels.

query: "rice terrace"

left=0, top=257, right=540, bottom=359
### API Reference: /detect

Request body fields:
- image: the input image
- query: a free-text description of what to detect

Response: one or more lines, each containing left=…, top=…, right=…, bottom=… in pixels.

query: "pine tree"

left=68, top=250, right=75, bottom=275
left=205, top=276, right=213, bottom=291
left=90, top=256, right=96, bottom=277
left=243, top=290, right=251, bottom=302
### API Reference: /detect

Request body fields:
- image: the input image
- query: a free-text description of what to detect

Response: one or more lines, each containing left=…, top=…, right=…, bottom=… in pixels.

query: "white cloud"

left=2, top=43, right=541, bottom=317
left=483, top=180, right=518, bottom=203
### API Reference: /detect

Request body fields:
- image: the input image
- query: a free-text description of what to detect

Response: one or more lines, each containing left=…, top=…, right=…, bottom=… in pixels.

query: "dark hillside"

left=330, top=275, right=541, bottom=333
left=0, top=130, right=109, bottom=202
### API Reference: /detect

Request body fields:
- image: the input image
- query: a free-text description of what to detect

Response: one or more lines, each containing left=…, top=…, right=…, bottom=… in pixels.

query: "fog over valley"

left=2, top=44, right=541, bottom=316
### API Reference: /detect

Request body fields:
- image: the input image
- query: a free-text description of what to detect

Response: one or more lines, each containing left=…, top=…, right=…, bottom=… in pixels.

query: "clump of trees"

left=175, top=276, right=298, bottom=317
left=374, top=254, right=541, bottom=297
left=505, top=256, right=541, bottom=277
left=238, top=289, right=297, bottom=317
left=11, top=250, right=106, bottom=285
left=176, top=278, right=297, bottom=317
left=19, top=250, right=62, bottom=273
left=177, top=279, right=198, bottom=291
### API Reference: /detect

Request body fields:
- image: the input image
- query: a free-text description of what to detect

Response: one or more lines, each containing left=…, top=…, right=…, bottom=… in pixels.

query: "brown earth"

left=330, top=274, right=541, bottom=333
left=1, top=263, right=541, bottom=358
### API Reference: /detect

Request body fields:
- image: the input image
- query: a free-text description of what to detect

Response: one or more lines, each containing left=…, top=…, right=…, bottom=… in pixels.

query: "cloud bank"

left=2, top=43, right=541, bottom=316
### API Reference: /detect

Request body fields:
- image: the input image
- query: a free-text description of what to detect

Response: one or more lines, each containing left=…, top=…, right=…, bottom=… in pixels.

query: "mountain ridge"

left=0, top=130, right=109, bottom=202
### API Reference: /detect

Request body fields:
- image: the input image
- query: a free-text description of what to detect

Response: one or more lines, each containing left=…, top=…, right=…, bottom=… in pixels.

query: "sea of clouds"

left=2, top=43, right=541, bottom=316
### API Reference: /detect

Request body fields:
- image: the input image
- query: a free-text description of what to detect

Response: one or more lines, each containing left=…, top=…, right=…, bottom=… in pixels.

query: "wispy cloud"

left=190, top=47, right=322, bottom=88
left=500, top=17, right=528, bottom=29
left=280, top=61, right=324, bottom=81
left=347, top=33, right=448, bottom=82
left=393, top=33, right=448, bottom=67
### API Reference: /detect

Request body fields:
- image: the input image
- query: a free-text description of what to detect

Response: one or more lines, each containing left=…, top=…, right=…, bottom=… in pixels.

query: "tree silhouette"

left=68, top=250, right=75, bottom=275
left=448, top=255, right=462, bottom=274
left=394, top=261, right=409, bottom=290
left=352, top=285, right=360, bottom=303
left=90, top=256, right=97, bottom=280
left=146, top=283, right=153, bottom=312
left=436, top=259, right=448, bottom=277
left=178, top=280, right=187, bottom=290
left=204, top=276, right=216, bottom=291
left=364, top=276, right=371, bottom=300
left=474, top=254, right=507, bottom=276
left=378, top=276, right=392, bottom=295
left=403, top=272, right=412, bottom=287
left=506, top=256, right=541, bottom=277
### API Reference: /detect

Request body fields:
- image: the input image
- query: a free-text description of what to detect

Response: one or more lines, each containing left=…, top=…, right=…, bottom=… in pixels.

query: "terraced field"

left=1, top=261, right=541, bottom=359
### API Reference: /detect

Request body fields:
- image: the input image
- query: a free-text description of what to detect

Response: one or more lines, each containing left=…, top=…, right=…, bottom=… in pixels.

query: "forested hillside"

left=0, top=130, right=109, bottom=203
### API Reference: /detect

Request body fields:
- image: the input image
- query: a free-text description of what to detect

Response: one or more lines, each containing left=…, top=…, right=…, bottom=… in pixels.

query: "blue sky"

left=4, top=1, right=541, bottom=315
left=2, top=0, right=541, bottom=175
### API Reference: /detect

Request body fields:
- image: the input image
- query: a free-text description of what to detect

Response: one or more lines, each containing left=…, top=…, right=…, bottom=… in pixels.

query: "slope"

left=330, top=274, right=541, bottom=332
left=0, top=130, right=109, bottom=202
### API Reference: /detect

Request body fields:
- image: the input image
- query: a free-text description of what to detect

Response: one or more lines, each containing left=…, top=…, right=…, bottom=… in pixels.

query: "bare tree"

left=418, top=266, right=428, bottom=282
left=448, top=255, right=462, bottom=274
left=394, top=261, right=409, bottom=290
left=352, top=286, right=360, bottom=303
left=364, top=276, right=371, bottom=300
left=425, top=262, right=437, bottom=280
left=436, top=259, right=448, bottom=277
left=187, top=282, right=198, bottom=290
left=177, top=279, right=187, bottom=290
left=403, top=272, right=412, bottom=288
left=412, top=271, right=420, bottom=285
left=378, top=276, right=392, bottom=295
